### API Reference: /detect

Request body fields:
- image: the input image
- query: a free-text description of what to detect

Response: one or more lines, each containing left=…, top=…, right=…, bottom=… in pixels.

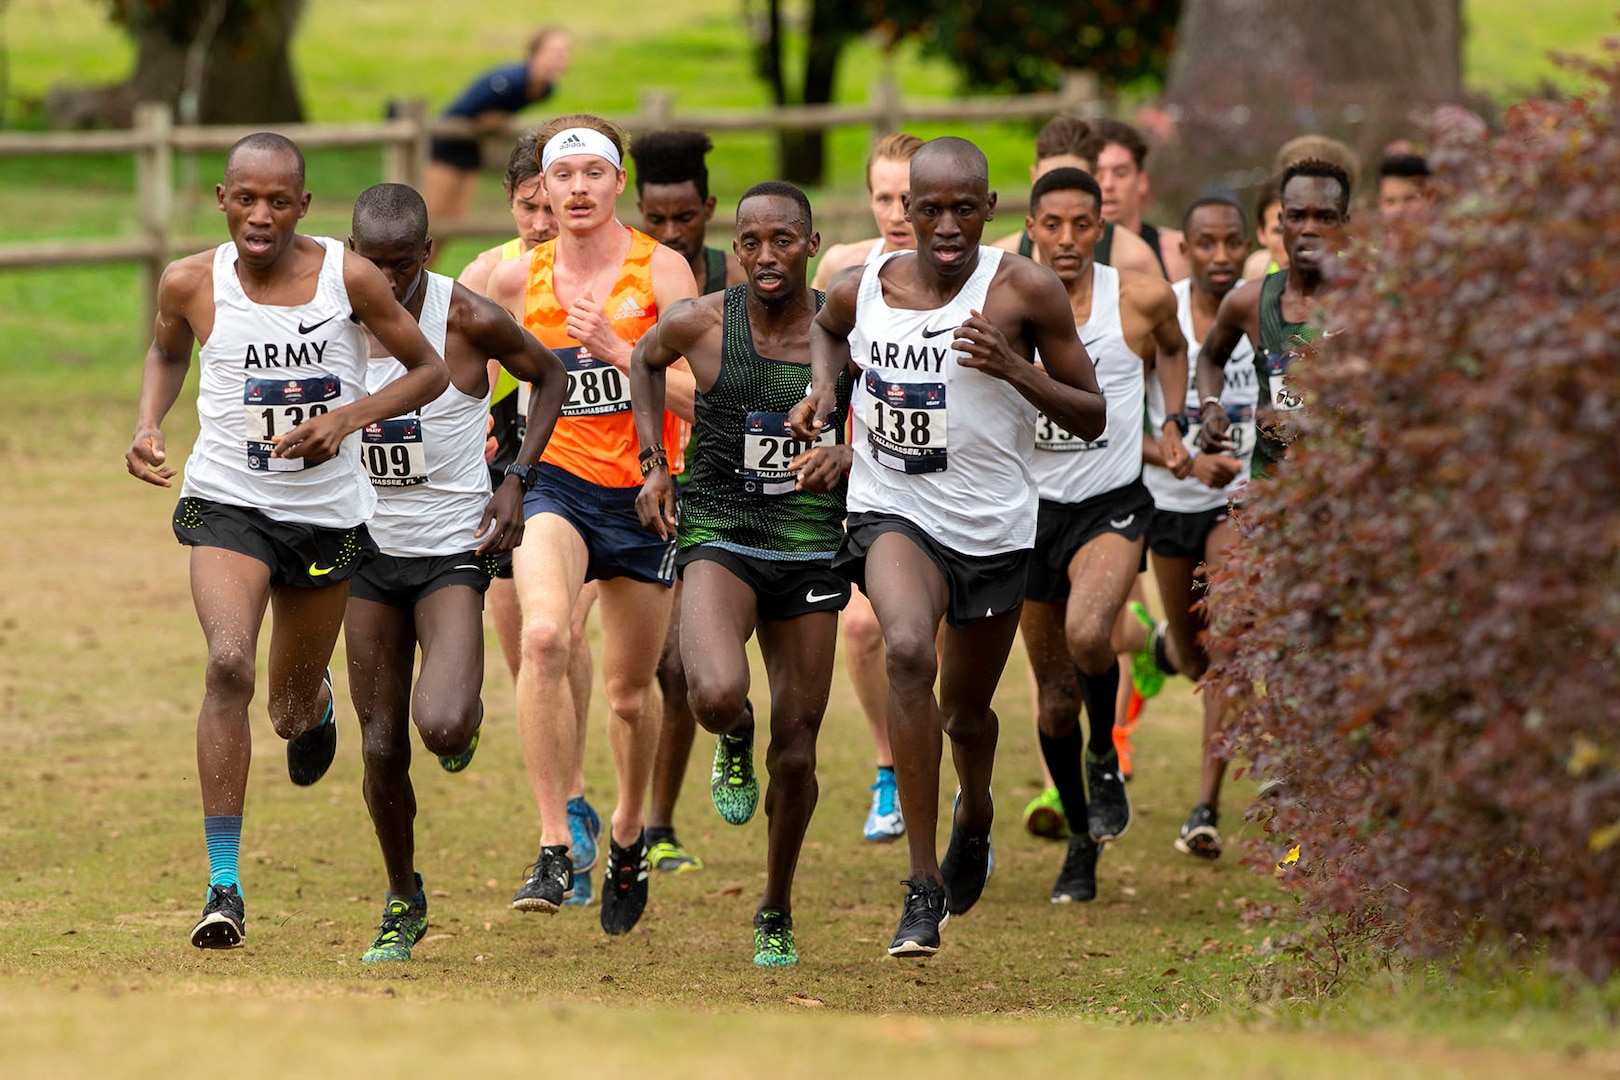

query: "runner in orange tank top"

left=487, top=113, right=698, bottom=937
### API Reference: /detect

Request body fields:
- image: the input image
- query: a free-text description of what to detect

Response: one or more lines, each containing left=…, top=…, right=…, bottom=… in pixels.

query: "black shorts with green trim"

left=172, top=496, right=374, bottom=589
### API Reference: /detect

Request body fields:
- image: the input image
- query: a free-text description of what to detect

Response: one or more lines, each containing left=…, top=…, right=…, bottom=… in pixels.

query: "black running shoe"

left=191, top=883, right=245, bottom=949
left=939, top=791, right=993, bottom=916
left=1051, top=833, right=1100, bottom=903
left=599, top=832, right=650, bottom=936
left=1174, top=803, right=1223, bottom=860
left=511, top=844, right=573, bottom=913
left=287, top=669, right=337, bottom=787
left=888, top=878, right=948, bottom=958
left=1086, top=751, right=1132, bottom=841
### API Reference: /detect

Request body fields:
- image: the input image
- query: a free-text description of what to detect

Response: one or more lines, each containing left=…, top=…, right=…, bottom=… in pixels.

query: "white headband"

left=541, top=127, right=623, bottom=172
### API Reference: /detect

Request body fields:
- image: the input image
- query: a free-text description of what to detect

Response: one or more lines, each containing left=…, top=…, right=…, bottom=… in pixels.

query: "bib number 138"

left=243, top=374, right=340, bottom=472
left=864, top=370, right=947, bottom=475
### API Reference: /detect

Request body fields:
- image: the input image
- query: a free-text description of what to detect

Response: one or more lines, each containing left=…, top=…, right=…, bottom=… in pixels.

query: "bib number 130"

left=243, top=375, right=340, bottom=472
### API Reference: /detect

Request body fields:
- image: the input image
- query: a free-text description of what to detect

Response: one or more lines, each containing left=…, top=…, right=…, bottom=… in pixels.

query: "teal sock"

left=204, top=815, right=242, bottom=892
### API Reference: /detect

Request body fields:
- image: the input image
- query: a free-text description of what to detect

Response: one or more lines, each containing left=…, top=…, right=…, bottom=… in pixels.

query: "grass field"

left=3, top=1, right=1620, bottom=1075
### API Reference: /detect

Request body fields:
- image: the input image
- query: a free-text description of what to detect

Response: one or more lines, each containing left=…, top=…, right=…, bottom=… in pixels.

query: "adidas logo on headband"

left=541, top=126, right=623, bottom=171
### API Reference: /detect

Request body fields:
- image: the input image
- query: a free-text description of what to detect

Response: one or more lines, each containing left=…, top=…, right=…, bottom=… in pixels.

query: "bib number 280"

left=243, top=375, right=340, bottom=472
left=864, top=370, right=947, bottom=475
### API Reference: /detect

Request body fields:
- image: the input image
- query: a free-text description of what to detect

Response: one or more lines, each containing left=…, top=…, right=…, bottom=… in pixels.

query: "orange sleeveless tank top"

left=523, top=227, right=687, bottom=487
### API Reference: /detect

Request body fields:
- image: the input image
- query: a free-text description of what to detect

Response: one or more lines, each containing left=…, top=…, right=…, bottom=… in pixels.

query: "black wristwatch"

left=503, top=462, right=540, bottom=492
left=1166, top=412, right=1191, bottom=436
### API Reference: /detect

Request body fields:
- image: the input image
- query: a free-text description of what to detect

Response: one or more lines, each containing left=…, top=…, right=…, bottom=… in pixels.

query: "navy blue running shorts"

left=522, top=463, right=676, bottom=586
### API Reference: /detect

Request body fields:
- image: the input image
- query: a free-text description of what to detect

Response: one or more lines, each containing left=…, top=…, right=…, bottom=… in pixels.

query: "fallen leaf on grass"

left=787, top=993, right=824, bottom=1007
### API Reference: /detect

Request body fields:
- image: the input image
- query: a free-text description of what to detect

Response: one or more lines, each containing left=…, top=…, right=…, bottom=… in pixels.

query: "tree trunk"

left=127, top=0, right=305, bottom=124
left=754, top=0, right=854, bottom=186
left=1156, top=0, right=1461, bottom=205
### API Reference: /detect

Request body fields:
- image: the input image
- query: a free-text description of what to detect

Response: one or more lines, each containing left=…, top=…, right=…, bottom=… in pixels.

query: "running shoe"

left=1128, top=602, right=1168, bottom=700
left=190, top=883, right=245, bottom=949
left=863, top=767, right=905, bottom=842
left=511, top=844, right=573, bottom=913
left=940, top=791, right=994, bottom=916
left=437, top=715, right=481, bottom=773
left=563, top=867, right=594, bottom=906
left=287, top=668, right=337, bottom=787
left=1051, top=833, right=1100, bottom=903
left=1174, top=803, right=1223, bottom=860
left=1086, top=751, right=1132, bottom=841
left=752, top=909, right=798, bottom=968
left=648, top=833, right=705, bottom=873
left=567, top=796, right=602, bottom=873
left=1022, top=786, right=1068, bottom=840
left=599, top=833, right=650, bottom=936
left=361, top=875, right=428, bottom=963
left=710, top=726, right=759, bottom=826
left=887, top=878, right=948, bottom=958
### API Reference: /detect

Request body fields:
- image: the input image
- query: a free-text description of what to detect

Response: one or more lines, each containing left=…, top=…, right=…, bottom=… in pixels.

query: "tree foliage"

left=1205, top=54, right=1620, bottom=980
left=877, top=0, right=1182, bottom=94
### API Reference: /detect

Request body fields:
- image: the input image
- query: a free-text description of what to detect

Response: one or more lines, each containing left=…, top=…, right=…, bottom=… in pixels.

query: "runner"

left=626, top=128, right=746, bottom=874
left=1017, top=168, right=1189, bottom=902
left=343, top=183, right=567, bottom=960
left=632, top=181, right=853, bottom=966
left=1240, top=179, right=1285, bottom=283
left=484, top=114, right=698, bottom=934
left=1090, top=119, right=1188, bottom=281
left=1197, top=158, right=1352, bottom=478
left=124, top=133, right=449, bottom=949
left=1188, top=159, right=1351, bottom=844
left=1377, top=153, right=1434, bottom=217
left=792, top=137, right=1107, bottom=957
left=1139, top=197, right=1257, bottom=860
left=459, top=134, right=604, bottom=907
left=810, top=132, right=923, bottom=289
left=810, top=132, right=926, bottom=843
left=993, top=115, right=1166, bottom=281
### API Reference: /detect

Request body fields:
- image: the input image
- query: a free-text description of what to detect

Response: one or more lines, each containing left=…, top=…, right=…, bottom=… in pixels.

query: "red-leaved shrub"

left=1204, top=53, right=1620, bottom=980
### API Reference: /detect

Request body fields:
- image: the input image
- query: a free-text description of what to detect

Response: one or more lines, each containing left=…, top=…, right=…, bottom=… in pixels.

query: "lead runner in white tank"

left=123, top=134, right=449, bottom=953
left=342, top=183, right=568, bottom=964
left=792, top=137, right=1106, bottom=961
left=1015, top=167, right=1190, bottom=904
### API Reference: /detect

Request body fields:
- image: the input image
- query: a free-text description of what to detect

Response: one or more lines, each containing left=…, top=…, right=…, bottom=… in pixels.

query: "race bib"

left=244, top=374, right=340, bottom=472
left=1034, top=412, right=1106, bottom=453
left=557, top=345, right=629, bottom=418
left=361, top=417, right=428, bottom=488
left=741, top=411, right=838, bottom=496
left=864, top=370, right=947, bottom=474
left=1186, top=404, right=1256, bottom=463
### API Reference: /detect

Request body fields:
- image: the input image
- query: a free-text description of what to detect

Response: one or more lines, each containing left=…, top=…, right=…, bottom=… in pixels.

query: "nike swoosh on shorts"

left=1109, top=515, right=1135, bottom=530
left=805, top=589, right=841, bottom=604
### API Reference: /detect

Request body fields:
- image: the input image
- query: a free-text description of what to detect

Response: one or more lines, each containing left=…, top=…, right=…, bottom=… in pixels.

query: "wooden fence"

left=0, top=73, right=1099, bottom=325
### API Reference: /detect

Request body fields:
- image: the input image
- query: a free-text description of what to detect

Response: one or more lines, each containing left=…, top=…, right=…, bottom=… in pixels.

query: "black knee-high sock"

left=1038, top=726, right=1088, bottom=835
left=1078, top=660, right=1120, bottom=759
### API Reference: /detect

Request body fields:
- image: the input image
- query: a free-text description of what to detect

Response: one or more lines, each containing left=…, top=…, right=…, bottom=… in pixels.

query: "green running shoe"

left=710, top=724, right=759, bottom=826
left=437, top=713, right=481, bottom=773
left=648, top=834, right=705, bottom=873
left=1128, top=602, right=1168, bottom=700
left=1023, top=785, right=1068, bottom=840
left=753, top=909, right=798, bottom=968
left=361, top=876, right=428, bottom=963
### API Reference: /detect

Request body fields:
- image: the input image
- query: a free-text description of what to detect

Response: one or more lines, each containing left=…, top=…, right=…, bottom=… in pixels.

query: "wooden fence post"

left=133, top=102, right=173, bottom=332
left=872, top=73, right=902, bottom=139
left=639, top=90, right=674, bottom=133
left=386, top=98, right=429, bottom=190
left=1058, top=70, right=1100, bottom=117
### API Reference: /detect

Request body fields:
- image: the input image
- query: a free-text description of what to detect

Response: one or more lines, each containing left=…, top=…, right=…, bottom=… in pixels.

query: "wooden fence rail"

left=0, top=73, right=1099, bottom=326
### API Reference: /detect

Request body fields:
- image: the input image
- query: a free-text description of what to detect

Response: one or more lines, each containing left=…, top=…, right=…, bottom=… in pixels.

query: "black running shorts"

left=834, top=512, right=1029, bottom=628
left=348, top=550, right=499, bottom=610
left=173, top=496, right=375, bottom=589
left=676, top=545, right=851, bottom=623
left=1147, top=504, right=1229, bottom=561
left=1025, top=479, right=1155, bottom=605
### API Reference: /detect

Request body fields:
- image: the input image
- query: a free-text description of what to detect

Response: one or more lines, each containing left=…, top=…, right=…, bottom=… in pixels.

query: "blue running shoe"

left=563, top=866, right=594, bottom=906
left=568, top=796, right=601, bottom=874
left=863, top=766, right=905, bottom=842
